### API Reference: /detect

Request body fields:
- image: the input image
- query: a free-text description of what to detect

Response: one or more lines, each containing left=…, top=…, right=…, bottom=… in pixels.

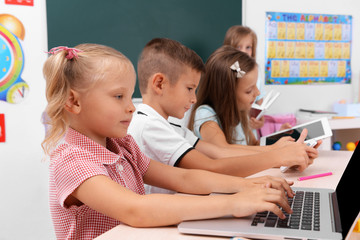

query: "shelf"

left=329, top=118, right=360, bottom=130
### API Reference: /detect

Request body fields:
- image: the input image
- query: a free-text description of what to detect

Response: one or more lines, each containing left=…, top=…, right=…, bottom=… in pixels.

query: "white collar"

left=136, top=103, right=169, bottom=122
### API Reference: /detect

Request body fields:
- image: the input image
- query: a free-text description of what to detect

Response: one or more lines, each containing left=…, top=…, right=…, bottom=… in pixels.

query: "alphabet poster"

left=265, top=12, right=352, bottom=85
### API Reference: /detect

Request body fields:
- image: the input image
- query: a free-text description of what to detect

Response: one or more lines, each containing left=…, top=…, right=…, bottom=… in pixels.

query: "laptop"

left=178, top=143, right=360, bottom=240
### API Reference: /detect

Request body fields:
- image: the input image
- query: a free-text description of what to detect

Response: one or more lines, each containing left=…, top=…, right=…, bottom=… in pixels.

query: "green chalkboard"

left=47, top=0, right=242, bottom=98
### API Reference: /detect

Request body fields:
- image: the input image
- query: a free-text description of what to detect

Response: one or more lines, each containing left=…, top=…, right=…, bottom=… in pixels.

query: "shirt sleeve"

left=169, top=122, right=199, bottom=147
left=142, top=118, right=194, bottom=167
left=51, top=148, right=108, bottom=208
left=193, top=105, right=220, bottom=139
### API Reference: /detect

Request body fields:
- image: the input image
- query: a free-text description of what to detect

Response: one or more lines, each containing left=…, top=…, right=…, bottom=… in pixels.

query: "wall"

left=3, top=1, right=358, bottom=239
left=0, top=1, right=54, bottom=239
left=243, top=0, right=360, bottom=115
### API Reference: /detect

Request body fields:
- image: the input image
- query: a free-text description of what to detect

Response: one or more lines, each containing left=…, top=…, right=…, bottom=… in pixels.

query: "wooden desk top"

left=95, top=150, right=359, bottom=240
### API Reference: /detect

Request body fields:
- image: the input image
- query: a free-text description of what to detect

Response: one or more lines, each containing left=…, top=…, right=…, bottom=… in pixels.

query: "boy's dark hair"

left=137, top=38, right=205, bottom=94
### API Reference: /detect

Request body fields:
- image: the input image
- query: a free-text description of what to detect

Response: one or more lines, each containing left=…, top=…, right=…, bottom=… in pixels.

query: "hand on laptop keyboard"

left=246, top=175, right=295, bottom=198
left=251, top=190, right=320, bottom=230
left=231, top=186, right=293, bottom=220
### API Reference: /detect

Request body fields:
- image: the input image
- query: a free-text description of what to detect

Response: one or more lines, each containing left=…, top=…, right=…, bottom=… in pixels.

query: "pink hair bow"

left=46, top=46, right=82, bottom=60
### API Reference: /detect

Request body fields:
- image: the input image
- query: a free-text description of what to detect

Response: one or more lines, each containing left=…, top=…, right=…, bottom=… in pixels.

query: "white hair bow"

left=230, top=61, right=246, bottom=78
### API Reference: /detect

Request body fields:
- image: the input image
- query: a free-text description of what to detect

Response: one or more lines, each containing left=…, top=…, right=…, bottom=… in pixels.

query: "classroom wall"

left=0, top=1, right=54, bottom=239
left=2, top=1, right=358, bottom=239
left=243, top=0, right=360, bottom=115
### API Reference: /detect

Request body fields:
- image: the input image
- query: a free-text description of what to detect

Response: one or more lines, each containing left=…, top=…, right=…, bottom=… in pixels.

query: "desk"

left=96, top=150, right=360, bottom=240
left=251, top=150, right=351, bottom=189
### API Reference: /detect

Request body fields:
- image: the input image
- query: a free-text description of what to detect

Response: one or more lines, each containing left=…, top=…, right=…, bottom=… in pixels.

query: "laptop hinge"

left=330, top=192, right=342, bottom=233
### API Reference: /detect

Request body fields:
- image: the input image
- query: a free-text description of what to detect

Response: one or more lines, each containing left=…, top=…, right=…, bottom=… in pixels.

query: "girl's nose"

left=255, top=86, right=260, bottom=97
left=191, top=93, right=197, bottom=104
left=128, top=101, right=136, bottom=113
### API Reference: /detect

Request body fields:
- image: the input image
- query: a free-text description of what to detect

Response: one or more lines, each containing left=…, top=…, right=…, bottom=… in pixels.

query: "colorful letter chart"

left=265, top=12, right=352, bottom=85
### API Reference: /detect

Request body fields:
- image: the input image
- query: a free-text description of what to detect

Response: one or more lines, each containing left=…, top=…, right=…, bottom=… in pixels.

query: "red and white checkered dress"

left=49, top=128, right=150, bottom=239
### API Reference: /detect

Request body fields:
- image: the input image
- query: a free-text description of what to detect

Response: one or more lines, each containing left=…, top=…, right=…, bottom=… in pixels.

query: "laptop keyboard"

left=251, top=191, right=320, bottom=231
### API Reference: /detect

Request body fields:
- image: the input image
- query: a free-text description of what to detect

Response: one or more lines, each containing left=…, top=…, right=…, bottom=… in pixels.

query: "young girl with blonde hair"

left=224, top=25, right=258, bottom=59
left=42, top=43, right=294, bottom=239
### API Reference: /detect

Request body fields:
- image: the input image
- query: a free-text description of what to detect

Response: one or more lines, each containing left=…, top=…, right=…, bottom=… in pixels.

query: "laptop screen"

left=335, top=142, right=360, bottom=238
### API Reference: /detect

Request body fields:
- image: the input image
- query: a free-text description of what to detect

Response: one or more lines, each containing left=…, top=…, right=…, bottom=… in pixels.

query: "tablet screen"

left=265, top=120, right=324, bottom=145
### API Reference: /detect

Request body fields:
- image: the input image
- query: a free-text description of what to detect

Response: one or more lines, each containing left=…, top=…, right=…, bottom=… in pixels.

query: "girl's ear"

left=64, top=89, right=81, bottom=114
left=150, top=73, right=167, bottom=95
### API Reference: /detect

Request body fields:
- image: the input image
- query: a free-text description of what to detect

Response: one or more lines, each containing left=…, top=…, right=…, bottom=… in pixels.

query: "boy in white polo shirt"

left=128, top=38, right=317, bottom=194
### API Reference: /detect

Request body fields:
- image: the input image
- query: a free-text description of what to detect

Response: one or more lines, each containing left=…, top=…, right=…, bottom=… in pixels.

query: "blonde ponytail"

left=42, top=51, right=72, bottom=154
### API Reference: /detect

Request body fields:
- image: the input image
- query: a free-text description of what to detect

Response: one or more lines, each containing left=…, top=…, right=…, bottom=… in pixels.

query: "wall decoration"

left=0, top=113, right=5, bottom=142
left=0, top=14, right=29, bottom=103
left=265, top=12, right=352, bottom=85
left=5, top=0, right=34, bottom=6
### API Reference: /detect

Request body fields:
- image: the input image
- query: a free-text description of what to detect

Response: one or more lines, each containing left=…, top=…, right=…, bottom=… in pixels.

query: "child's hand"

left=306, top=140, right=322, bottom=163
left=276, top=129, right=320, bottom=164
left=230, top=186, right=292, bottom=219
left=250, top=116, right=265, bottom=130
left=276, top=129, right=318, bottom=172
left=270, top=136, right=295, bottom=149
left=297, top=129, right=319, bottom=166
left=245, top=176, right=294, bottom=198
left=279, top=122, right=292, bottom=131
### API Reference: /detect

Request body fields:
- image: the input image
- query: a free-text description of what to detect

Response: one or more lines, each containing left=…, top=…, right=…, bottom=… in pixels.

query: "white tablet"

left=260, top=117, right=333, bottom=146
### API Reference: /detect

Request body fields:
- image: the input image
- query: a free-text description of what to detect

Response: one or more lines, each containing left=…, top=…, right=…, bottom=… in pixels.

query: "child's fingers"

left=305, top=145, right=318, bottom=164
left=314, top=140, right=322, bottom=149
left=296, top=128, right=308, bottom=143
left=279, top=123, right=292, bottom=131
left=308, top=158, right=314, bottom=166
left=263, top=189, right=292, bottom=217
left=264, top=188, right=289, bottom=204
left=232, top=188, right=291, bottom=219
left=293, top=155, right=309, bottom=172
left=279, top=180, right=294, bottom=198
left=307, top=151, right=318, bottom=160
left=287, top=180, right=294, bottom=186
left=263, top=176, right=294, bottom=198
left=293, top=151, right=309, bottom=172
left=263, top=202, right=286, bottom=219
left=296, top=161, right=308, bottom=172
left=279, top=136, right=295, bottom=143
